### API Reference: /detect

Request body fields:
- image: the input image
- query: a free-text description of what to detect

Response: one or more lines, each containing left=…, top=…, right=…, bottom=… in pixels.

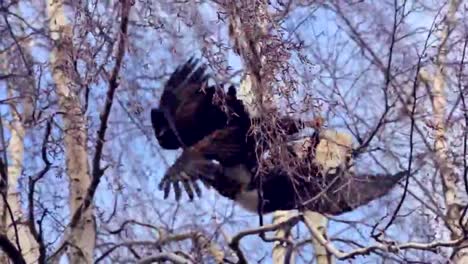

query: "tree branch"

left=305, top=214, right=464, bottom=260
left=0, top=234, right=26, bottom=264
left=137, top=253, right=193, bottom=264
left=69, top=0, right=131, bottom=228
left=228, top=214, right=301, bottom=264
left=372, top=12, right=436, bottom=239
left=28, top=120, right=52, bottom=264
left=96, top=232, right=196, bottom=263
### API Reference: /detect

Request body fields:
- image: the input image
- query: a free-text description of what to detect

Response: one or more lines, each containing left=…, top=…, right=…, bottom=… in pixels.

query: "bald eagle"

left=153, top=58, right=404, bottom=215
left=159, top=129, right=405, bottom=215
left=151, top=58, right=307, bottom=150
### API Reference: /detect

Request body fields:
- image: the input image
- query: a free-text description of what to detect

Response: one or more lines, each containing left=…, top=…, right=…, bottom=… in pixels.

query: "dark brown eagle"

left=209, top=154, right=405, bottom=215
left=153, top=58, right=404, bottom=215
left=151, top=58, right=309, bottom=198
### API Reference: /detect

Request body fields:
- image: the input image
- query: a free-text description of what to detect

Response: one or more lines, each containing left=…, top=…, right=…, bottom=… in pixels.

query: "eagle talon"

left=180, top=171, right=191, bottom=180
left=182, top=179, right=195, bottom=200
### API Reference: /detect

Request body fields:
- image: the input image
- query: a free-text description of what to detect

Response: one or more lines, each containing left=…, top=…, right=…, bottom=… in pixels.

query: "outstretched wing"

left=150, top=109, right=179, bottom=149
left=159, top=57, right=208, bottom=118
left=250, top=165, right=405, bottom=215
left=158, top=126, right=253, bottom=201
left=295, top=169, right=405, bottom=215
left=151, top=58, right=228, bottom=149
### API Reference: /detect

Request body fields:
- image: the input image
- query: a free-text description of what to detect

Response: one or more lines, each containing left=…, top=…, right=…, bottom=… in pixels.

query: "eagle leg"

left=158, top=151, right=223, bottom=201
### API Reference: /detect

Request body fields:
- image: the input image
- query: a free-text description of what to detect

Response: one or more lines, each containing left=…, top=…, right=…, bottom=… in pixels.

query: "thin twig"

left=96, top=232, right=196, bottom=263
left=353, top=0, right=399, bottom=156
left=228, top=214, right=301, bottom=264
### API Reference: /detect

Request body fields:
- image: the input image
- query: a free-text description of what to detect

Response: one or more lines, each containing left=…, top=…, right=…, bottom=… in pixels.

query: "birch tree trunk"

left=3, top=94, right=39, bottom=264
left=303, top=211, right=334, bottom=264
left=430, top=0, right=467, bottom=262
left=0, top=47, right=39, bottom=263
left=226, top=2, right=337, bottom=262
left=302, top=130, right=352, bottom=264
left=227, top=0, right=274, bottom=116
left=272, top=210, right=296, bottom=264
left=46, top=1, right=96, bottom=263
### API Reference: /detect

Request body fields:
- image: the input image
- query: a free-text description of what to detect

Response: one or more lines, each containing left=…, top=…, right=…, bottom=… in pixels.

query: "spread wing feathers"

left=158, top=126, right=253, bottom=201
left=150, top=109, right=179, bottom=149
left=290, top=169, right=405, bottom=215
left=151, top=58, right=229, bottom=149
left=235, top=166, right=405, bottom=215
left=159, top=57, right=208, bottom=115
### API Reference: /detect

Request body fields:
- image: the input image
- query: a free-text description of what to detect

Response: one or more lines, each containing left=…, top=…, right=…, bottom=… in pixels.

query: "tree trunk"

left=225, top=2, right=348, bottom=263
left=4, top=97, right=39, bottom=263
left=45, top=1, right=96, bottom=263
left=227, top=0, right=275, bottom=116
left=303, top=212, right=334, bottom=264
left=272, top=210, right=296, bottom=264
left=0, top=47, right=39, bottom=263
left=429, top=0, right=466, bottom=262
left=303, top=129, right=352, bottom=264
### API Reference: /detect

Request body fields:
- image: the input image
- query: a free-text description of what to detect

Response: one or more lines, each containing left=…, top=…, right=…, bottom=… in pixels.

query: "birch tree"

left=429, top=0, right=467, bottom=262
left=45, top=1, right=96, bottom=262
left=0, top=45, right=39, bottom=263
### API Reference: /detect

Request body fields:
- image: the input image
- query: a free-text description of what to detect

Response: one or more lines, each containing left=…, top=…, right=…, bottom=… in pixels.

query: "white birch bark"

left=45, top=1, right=95, bottom=263
left=226, top=2, right=298, bottom=262
left=303, top=211, right=334, bottom=264
left=5, top=95, right=38, bottom=263
left=429, top=0, right=466, bottom=262
left=0, top=47, right=39, bottom=263
left=272, top=210, right=296, bottom=264
left=302, top=129, right=352, bottom=264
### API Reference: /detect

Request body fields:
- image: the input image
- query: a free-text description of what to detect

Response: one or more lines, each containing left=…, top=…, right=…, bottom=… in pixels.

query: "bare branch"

left=27, top=120, right=53, bottom=264
left=228, top=214, right=301, bottom=264
left=305, top=214, right=464, bottom=260
left=373, top=10, right=436, bottom=239
left=137, top=253, right=193, bottom=264
left=96, top=232, right=196, bottom=263
left=0, top=234, right=26, bottom=264
left=352, top=0, right=399, bottom=155
left=69, top=0, right=131, bottom=228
